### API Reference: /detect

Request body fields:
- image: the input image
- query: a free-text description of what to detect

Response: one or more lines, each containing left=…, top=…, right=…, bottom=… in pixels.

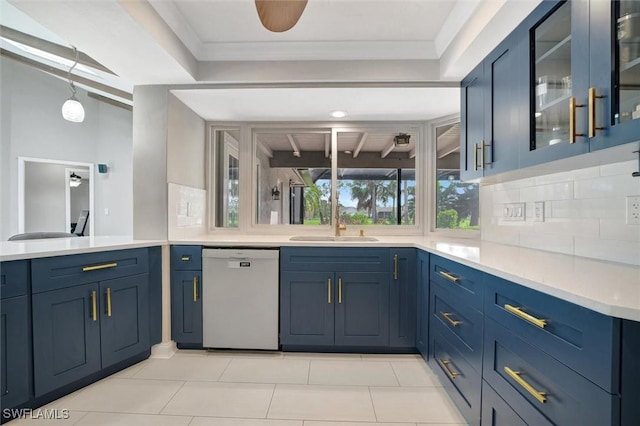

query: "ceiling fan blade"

left=255, top=0, right=308, bottom=32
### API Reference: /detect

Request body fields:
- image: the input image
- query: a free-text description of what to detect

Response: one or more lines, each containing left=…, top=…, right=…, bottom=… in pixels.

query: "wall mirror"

left=17, top=157, right=95, bottom=236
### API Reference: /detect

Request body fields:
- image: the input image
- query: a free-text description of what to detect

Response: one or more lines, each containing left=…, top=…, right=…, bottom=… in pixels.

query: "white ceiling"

left=3, top=0, right=542, bottom=121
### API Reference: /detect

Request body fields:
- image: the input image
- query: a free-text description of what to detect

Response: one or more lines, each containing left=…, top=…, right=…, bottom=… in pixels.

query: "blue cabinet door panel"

left=100, top=275, right=149, bottom=368
left=32, top=284, right=101, bottom=397
left=32, top=249, right=148, bottom=293
left=334, top=272, right=389, bottom=347
left=280, top=271, right=334, bottom=346
left=430, top=255, right=483, bottom=311
left=460, top=63, right=486, bottom=181
left=280, top=247, right=389, bottom=272
left=416, top=251, right=429, bottom=360
left=429, top=326, right=481, bottom=426
left=0, top=260, right=29, bottom=299
left=171, top=245, right=202, bottom=271
left=171, top=270, right=202, bottom=345
left=481, top=380, right=550, bottom=426
left=621, top=319, right=640, bottom=426
left=431, top=285, right=483, bottom=373
left=1, top=295, right=30, bottom=409
left=484, top=274, right=620, bottom=392
left=390, top=249, right=416, bottom=348
left=484, top=317, right=619, bottom=426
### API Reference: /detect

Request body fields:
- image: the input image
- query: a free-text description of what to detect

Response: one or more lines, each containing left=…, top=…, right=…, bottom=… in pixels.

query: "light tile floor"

left=11, top=351, right=468, bottom=426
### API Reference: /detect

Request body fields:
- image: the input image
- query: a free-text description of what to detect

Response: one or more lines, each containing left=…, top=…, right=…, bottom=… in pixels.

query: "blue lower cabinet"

left=481, top=380, right=550, bottom=426
left=171, top=270, right=202, bottom=345
left=415, top=251, right=429, bottom=360
left=335, top=272, right=389, bottom=347
left=1, top=295, right=30, bottom=409
left=622, top=320, right=640, bottom=426
left=389, top=249, right=416, bottom=348
left=33, top=284, right=102, bottom=397
left=483, top=317, right=619, bottom=426
left=280, top=271, right=334, bottom=346
left=100, top=275, right=149, bottom=368
left=429, top=325, right=481, bottom=426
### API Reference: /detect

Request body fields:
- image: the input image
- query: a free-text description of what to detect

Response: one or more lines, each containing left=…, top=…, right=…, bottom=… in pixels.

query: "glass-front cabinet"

left=525, top=0, right=640, bottom=167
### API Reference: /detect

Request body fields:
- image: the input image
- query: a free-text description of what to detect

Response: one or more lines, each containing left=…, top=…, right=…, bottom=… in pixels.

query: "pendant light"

left=61, top=46, right=85, bottom=123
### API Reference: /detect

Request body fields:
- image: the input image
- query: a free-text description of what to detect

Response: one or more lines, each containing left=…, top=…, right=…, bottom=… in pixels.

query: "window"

left=211, top=128, right=240, bottom=228
left=434, top=122, right=479, bottom=231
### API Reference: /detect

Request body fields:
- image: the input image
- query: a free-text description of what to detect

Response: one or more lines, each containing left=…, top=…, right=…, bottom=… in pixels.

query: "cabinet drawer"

left=484, top=275, right=620, bottom=392
left=281, top=247, right=389, bottom=272
left=171, top=245, right=202, bottom=270
left=481, top=380, right=551, bottom=426
left=429, top=255, right=483, bottom=311
left=430, top=283, right=483, bottom=373
left=429, top=327, right=481, bottom=426
left=484, top=317, right=619, bottom=426
left=32, top=249, right=148, bottom=294
left=1, top=260, right=29, bottom=299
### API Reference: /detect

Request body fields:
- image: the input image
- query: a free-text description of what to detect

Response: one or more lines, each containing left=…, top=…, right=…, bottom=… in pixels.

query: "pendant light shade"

left=62, top=46, right=85, bottom=123
left=62, top=96, right=85, bottom=122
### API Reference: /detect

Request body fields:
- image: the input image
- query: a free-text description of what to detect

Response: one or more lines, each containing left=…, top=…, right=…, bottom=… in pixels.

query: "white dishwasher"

left=202, top=248, right=279, bottom=350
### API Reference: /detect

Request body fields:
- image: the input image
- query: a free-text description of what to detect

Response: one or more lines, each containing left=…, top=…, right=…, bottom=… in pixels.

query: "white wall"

left=0, top=56, right=133, bottom=240
left=24, top=163, right=67, bottom=232
left=481, top=159, right=640, bottom=266
left=167, top=93, right=205, bottom=189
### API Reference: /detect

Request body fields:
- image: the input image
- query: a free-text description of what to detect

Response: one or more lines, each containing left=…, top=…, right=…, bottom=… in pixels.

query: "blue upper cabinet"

left=461, top=62, right=486, bottom=181
left=589, top=0, right=640, bottom=150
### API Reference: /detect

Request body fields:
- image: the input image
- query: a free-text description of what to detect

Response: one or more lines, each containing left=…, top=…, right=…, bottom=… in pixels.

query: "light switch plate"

left=503, top=202, right=526, bottom=222
left=534, top=201, right=545, bottom=222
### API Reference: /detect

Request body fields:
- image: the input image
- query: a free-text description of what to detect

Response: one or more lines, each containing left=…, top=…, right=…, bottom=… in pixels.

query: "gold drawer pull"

left=504, top=366, right=547, bottom=404
left=91, top=290, right=97, bottom=321
left=327, top=278, right=332, bottom=304
left=504, top=304, right=547, bottom=328
left=193, top=277, right=198, bottom=302
left=439, top=359, right=459, bottom=380
left=438, top=270, right=459, bottom=283
left=393, top=254, right=398, bottom=280
left=440, top=312, right=461, bottom=327
left=106, top=288, right=112, bottom=317
left=181, top=256, right=190, bottom=261
left=569, top=96, right=585, bottom=144
left=338, top=277, right=343, bottom=304
left=83, top=262, right=118, bottom=272
left=588, top=87, right=604, bottom=138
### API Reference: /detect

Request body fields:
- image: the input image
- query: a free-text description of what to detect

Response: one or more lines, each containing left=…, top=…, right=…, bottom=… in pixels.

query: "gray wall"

left=24, top=163, right=66, bottom=233
left=0, top=56, right=133, bottom=240
left=167, top=93, right=205, bottom=189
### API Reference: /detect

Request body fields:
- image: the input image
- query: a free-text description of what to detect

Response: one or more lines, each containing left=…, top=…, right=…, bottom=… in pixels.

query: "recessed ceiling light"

left=330, top=110, right=347, bottom=118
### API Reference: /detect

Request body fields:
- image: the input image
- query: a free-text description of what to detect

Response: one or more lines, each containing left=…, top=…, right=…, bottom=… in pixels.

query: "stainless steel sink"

left=289, top=235, right=378, bottom=242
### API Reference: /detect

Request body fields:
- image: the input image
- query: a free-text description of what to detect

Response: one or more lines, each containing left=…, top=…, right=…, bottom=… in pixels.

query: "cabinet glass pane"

left=615, top=1, right=640, bottom=123
left=532, top=2, right=572, bottom=150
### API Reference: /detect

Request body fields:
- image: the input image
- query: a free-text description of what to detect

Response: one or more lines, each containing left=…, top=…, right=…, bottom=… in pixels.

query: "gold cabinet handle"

left=440, top=312, right=461, bottom=327
left=504, top=366, right=547, bottom=404
left=439, top=359, right=459, bottom=380
left=106, top=288, right=112, bottom=317
left=193, top=276, right=198, bottom=302
left=393, top=254, right=398, bottom=280
left=338, top=277, right=343, bottom=304
left=181, top=256, right=190, bottom=261
left=327, top=278, right=332, bottom=304
left=569, top=97, right=585, bottom=143
left=481, top=140, right=490, bottom=167
left=91, top=290, right=97, bottom=321
left=83, top=262, right=118, bottom=272
left=474, top=143, right=478, bottom=171
left=588, top=87, right=604, bottom=138
left=438, top=270, right=459, bottom=283
left=504, top=304, right=547, bottom=328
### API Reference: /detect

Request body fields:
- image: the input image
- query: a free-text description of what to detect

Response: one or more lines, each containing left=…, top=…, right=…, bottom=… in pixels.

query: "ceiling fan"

left=255, top=0, right=308, bottom=32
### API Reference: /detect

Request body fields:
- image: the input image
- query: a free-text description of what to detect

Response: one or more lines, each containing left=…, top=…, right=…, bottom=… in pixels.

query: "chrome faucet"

left=335, top=203, right=346, bottom=236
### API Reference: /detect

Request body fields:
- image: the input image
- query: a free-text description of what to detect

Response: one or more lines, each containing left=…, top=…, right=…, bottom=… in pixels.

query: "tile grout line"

left=306, top=359, right=311, bottom=384
left=69, top=410, right=89, bottom=426
left=156, top=380, right=188, bottom=416
left=367, top=386, right=379, bottom=423
left=389, top=361, right=402, bottom=387
left=215, top=357, right=234, bottom=382
left=265, top=383, right=278, bottom=420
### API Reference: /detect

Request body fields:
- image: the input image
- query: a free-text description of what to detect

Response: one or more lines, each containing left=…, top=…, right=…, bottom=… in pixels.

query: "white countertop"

left=0, top=236, right=166, bottom=261
left=172, top=233, right=640, bottom=321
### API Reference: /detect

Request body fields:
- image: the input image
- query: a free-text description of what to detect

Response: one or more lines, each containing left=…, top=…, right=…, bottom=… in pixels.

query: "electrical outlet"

left=534, top=201, right=545, bottom=222
left=627, top=196, right=640, bottom=225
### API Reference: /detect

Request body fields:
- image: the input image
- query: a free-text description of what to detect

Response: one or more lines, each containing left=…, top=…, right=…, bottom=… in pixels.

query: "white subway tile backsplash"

left=481, top=160, right=640, bottom=264
left=575, top=237, right=640, bottom=266
left=574, top=174, right=640, bottom=199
